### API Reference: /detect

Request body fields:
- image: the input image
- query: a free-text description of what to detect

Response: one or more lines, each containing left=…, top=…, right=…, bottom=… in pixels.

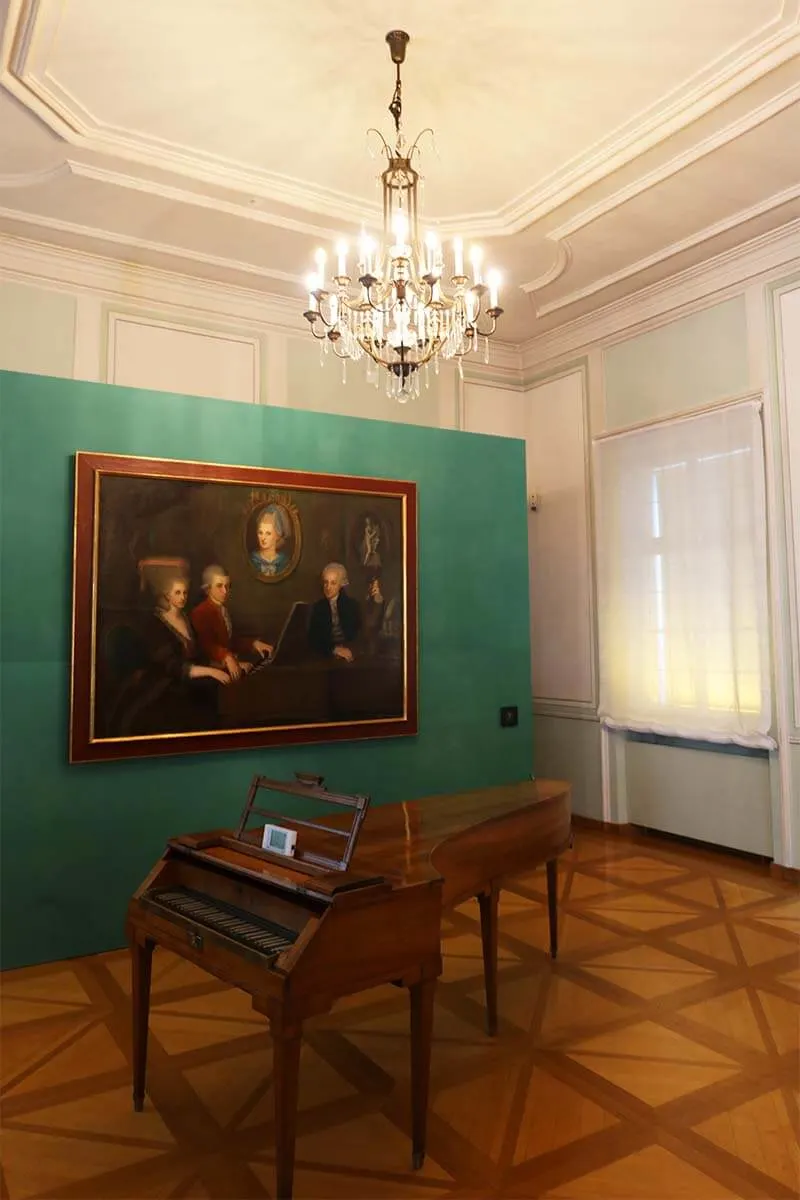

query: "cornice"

left=536, top=186, right=800, bottom=317
left=2, top=218, right=799, bottom=381
left=0, top=205, right=304, bottom=288
left=66, top=161, right=347, bottom=242
left=521, top=218, right=800, bottom=373
left=0, top=233, right=306, bottom=333
left=546, top=81, right=800, bottom=243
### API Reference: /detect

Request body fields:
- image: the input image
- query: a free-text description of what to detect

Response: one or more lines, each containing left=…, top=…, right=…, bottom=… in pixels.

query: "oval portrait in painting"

left=245, top=499, right=301, bottom=582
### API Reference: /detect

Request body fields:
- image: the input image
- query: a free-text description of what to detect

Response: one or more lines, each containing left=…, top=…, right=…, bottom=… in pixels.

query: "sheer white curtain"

left=594, top=400, right=773, bottom=748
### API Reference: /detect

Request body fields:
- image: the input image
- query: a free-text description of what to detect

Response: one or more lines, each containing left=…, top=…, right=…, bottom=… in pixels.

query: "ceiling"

left=1, top=0, right=799, bottom=344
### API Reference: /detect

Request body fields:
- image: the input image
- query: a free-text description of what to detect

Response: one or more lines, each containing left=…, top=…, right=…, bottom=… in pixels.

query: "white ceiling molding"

left=0, top=161, right=70, bottom=189
left=519, top=241, right=573, bottom=295
left=537, top=186, right=800, bottom=317
left=0, top=205, right=305, bottom=287
left=0, top=233, right=305, bottom=334
left=547, top=81, right=800, bottom=242
left=520, top=218, right=800, bottom=372
left=461, top=342, right=525, bottom=390
left=66, top=161, right=348, bottom=242
left=2, top=0, right=799, bottom=236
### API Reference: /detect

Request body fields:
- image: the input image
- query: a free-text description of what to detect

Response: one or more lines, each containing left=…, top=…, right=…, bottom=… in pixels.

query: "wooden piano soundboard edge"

left=167, top=839, right=392, bottom=903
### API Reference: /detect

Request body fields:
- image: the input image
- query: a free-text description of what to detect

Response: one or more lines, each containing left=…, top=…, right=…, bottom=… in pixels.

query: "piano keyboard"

left=144, top=886, right=298, bottom=956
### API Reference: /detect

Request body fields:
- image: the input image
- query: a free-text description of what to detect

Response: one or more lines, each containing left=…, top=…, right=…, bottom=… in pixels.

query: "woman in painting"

left=109, top=558, right=229, bottom=736
left=250, top=505, right=291, bottom=577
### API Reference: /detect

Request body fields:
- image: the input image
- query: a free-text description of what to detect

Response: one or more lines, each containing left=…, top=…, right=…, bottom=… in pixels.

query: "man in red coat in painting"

left=191, top=564, right=272, bottom=681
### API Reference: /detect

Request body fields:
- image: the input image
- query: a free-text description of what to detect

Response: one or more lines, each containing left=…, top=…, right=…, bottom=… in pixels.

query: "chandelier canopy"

left=303, top=30, right=503, bottom=402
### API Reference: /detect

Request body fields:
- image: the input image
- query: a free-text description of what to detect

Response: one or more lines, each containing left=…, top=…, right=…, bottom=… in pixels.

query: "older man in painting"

left=308, top=562, right=361, bottom=662
left=191, top=565, right=272, bottom=681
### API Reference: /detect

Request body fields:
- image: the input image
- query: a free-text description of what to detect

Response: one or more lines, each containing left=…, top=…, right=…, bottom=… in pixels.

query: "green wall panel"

left=0, top=371, right=534, bottom=968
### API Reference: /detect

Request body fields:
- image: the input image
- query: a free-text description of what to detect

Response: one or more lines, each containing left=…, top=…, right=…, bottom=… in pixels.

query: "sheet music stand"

left=231, top=773, right=372, bottom=875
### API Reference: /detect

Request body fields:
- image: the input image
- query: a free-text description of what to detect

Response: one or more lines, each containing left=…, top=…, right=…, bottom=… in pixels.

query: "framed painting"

left=70, top=452, right=418, bottom=762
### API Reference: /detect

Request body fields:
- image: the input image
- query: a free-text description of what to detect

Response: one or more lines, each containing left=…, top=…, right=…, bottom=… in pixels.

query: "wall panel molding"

left=526, top=363, right=598, bottom=708
left=773, top=283, right=800, bottom=731
left=533, top=698, right=599, bottom=722
left=106, top=310, right=262, bottom=405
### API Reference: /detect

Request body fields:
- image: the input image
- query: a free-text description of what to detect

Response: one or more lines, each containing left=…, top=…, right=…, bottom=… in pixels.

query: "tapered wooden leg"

left=270, top=1020, right=302, bottom=1200
left=131, top=937, right=154, bottom=1112
left=409, top=978, right=436, bottom=1170
left=546, top=858, right=558, bottom=960
left=477, top=885, right=499, bottom=1035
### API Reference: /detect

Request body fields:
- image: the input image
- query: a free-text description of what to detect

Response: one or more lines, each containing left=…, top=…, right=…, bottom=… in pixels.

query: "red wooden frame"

left=70, top=452, right=418, bottom=763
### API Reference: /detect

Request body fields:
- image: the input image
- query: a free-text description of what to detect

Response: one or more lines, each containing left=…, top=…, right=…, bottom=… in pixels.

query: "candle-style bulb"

left=453, top=237, right=464, bottom=277
left=314, top=249, right=327, bottom=289
left=487, top=269, right=501, bottom=309
left=336, top=240, right=348, bottom=278
left=469, top=245, right=483, bottom=285
left=392, top=210, right=408, bottom=249
left=425, top=231, right=439, bottom=275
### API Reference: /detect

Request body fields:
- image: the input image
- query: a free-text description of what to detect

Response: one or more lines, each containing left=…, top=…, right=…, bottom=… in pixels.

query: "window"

left=594, top=400, right=773, bottom=748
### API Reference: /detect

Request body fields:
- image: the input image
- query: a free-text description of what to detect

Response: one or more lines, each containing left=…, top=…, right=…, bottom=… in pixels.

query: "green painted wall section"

left=0, top=281, right=77, bottom=379
left=603, top=296, right=750, bottom=431
left=0, top=371, right=534, bottom=969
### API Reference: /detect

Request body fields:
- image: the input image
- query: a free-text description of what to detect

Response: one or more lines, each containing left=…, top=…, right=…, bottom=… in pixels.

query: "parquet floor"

left=1, top=827, right=798, bottom=1199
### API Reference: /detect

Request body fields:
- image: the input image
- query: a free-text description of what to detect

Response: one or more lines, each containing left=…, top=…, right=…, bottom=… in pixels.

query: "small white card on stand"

left=261, top=823, right=297, bottom=857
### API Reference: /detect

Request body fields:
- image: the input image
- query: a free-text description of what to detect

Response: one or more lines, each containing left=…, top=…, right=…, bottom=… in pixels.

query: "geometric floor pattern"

left=2, top=827, right=798, bottom=1198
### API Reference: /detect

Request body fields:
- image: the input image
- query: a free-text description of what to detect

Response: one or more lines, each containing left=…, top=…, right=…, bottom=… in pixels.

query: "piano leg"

left=131, top=936, right=154, bottom=1112
left=409, top=977, right=435, bottom=1170
left=477, top=885, right=499, bottom=1036
left=270, top=1019, right=302, bottom=1200
left=546, top=858, right=558, bottom=959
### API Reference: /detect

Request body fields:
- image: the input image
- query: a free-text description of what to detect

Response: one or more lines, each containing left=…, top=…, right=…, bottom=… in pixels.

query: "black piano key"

left=145, top=886, right=298, bottom=958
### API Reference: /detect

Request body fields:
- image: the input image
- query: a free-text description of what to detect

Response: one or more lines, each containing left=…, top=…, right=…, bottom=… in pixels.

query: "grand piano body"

left=126, top=776, right=571, bottom=1198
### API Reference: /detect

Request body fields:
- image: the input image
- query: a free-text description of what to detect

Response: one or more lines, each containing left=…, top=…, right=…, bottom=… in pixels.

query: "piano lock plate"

left=188, top=931, right=204, bottom=951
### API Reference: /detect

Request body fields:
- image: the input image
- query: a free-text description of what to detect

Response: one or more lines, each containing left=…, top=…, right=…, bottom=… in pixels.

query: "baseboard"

left=571, top=815, right=633, bottom=836
left=769, top=862, right=800, bottom=883
left=571, top=814, right=788, bottom=880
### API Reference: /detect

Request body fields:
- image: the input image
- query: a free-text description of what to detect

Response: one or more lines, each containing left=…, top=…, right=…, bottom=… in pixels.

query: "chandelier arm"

left=472, top=313, right=500, bottom=338
left=355, top=337, right=443, bottom=372
left=312, top=302, right=338, bottom=330
left=406, top=128, right=434, bottom=161
left=365, top=128, right=393, bottom=162
left=364, top=283, right=401, bottom=315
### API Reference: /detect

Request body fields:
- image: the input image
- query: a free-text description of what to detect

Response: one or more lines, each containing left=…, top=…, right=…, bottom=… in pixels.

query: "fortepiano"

left=126, top=775, right=571, bottom=1199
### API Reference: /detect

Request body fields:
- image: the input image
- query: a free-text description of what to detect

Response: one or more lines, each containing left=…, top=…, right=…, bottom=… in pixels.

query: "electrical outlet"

left=499, top=705, right=518, bottom=728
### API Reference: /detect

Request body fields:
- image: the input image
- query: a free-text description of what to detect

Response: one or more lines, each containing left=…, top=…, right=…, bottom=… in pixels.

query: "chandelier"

left=302, top=30, right=503, bottom=402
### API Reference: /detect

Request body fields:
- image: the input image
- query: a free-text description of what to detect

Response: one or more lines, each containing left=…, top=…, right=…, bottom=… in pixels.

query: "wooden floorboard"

left=1, top=829, right=798, bottom=1198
